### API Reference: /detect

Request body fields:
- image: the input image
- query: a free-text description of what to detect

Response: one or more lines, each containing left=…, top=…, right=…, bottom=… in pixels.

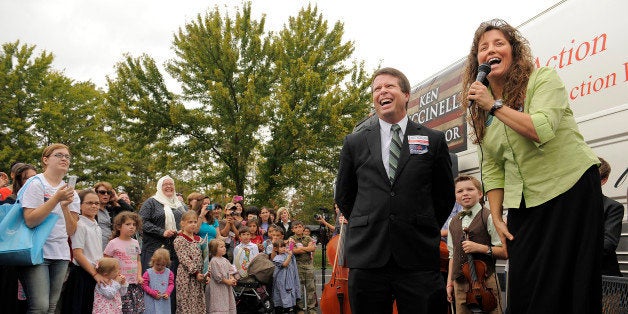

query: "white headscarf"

left=153, top=175, right=183, bottom=231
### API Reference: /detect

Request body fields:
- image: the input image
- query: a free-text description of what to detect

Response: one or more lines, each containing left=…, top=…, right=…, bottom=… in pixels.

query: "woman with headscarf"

left=139, top=175, right=185, bottom=313
left=139, top=175, right=185, bottom=271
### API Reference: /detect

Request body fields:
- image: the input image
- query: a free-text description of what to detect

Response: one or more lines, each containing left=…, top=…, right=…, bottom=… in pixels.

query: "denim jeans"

left=18, top=259, right=69, bottom=314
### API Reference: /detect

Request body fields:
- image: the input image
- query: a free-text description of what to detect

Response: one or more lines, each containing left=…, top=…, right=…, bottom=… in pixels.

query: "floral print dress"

left=173, top=233, right=206, bottom=314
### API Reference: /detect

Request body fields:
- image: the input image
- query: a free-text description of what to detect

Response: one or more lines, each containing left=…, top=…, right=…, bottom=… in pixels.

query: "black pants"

left=0, top=265, right=19, bottom=313
left=61, top=264, right=97, bottom=314
left=506, top=166, right=603, bottom=314
left=349, top=257, right=446, bottom=314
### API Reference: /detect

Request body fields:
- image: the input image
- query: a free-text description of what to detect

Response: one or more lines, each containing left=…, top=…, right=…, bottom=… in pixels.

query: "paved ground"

left=313, top=269, right=330, bottom=314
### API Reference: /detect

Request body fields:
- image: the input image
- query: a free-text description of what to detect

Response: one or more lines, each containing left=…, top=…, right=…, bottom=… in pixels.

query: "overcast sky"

left=0, top=0, right=557, bottom=91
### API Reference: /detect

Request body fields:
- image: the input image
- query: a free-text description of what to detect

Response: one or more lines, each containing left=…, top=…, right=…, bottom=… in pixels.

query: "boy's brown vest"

left=449, top=207, right=496, bottom=281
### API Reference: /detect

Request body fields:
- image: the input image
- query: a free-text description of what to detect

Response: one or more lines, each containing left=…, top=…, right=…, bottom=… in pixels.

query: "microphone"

left=468, top=63, right=491, bottom=107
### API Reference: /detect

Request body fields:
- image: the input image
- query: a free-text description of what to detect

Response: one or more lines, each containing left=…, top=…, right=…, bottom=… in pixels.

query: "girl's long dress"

left=272, top=253, right=301, bottom=308
left=174, top=234, right=206, bottom=314
left=208, top=256, right=236, bottom=314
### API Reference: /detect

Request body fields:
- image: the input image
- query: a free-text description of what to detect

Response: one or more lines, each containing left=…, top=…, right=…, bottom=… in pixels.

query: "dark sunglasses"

left=97, top=190, right=111, bottom=195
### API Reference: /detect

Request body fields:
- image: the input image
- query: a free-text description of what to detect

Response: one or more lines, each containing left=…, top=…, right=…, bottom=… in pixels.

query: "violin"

left=440, top=240, right=449, bottom=273
left=461, top=228, right=497, bottom=312
left=320, top=223, right=399, bottom=314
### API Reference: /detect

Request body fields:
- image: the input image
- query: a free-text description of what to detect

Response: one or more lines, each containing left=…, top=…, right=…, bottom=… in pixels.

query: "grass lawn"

left=314, top=244, right=325, bottom=269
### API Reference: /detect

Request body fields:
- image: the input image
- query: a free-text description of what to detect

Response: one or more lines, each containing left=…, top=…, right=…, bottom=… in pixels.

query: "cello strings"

left=332, top=223, right=346, bottom=275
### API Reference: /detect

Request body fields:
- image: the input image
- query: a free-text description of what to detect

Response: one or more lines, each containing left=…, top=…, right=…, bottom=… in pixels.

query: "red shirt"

left=0, top=187, right=11, bottom=201
left=251, top=234, right=263, bottom=244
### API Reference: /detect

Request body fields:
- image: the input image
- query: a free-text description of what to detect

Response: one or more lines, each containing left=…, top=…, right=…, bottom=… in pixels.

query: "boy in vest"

left=446, top=175, right=507, bottom=313
left=289, top=220, right=317, bottom=314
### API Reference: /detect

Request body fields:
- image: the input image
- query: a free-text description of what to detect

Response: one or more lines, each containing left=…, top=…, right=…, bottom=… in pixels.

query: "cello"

left=320, top=223, right=399, bottom=314
left=461, top=228, right=497, bottom=312
left=320, top=223, right=351, bottom=314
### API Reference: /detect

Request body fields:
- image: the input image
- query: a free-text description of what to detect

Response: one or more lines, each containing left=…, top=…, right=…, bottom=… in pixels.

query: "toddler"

left=142, top=248, right=175, bottom=314
left=93, top=257, right=128, bottom=314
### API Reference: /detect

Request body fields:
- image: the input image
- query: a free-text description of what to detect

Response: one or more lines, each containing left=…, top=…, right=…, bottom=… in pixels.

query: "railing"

left=493, top=264, right=626, bottom=312
left=617, top=228, right=628, bottom=277
left=603, top=275, right=628, bottom=314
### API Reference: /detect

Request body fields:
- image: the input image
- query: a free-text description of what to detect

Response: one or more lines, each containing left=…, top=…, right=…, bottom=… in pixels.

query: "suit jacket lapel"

left=366, top=122, right=389, bottom=182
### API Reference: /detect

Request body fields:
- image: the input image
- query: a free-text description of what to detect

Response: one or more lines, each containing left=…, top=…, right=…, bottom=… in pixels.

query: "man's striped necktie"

left=389, top=124, right=402, bottom=183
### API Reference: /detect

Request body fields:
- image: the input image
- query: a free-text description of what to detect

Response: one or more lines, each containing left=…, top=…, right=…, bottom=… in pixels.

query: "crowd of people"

left=0, top=143, right=333, bottom=314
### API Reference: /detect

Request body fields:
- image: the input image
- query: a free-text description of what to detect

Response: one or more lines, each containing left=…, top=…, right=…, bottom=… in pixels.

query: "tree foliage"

left=0, top=41, right=105, bottom=185
left=105, top=54, right=189, bottom=202
left=2, top=3, right=372, bottom=215
left=0, top=41, right=54, bottom=166
left=166, top=3, right=275, bottom=197
left=253, top=5, right=370, bottom=207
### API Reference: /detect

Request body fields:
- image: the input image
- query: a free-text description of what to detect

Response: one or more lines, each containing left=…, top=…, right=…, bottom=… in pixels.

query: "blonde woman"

left=276, top=207, right=293, bottom=239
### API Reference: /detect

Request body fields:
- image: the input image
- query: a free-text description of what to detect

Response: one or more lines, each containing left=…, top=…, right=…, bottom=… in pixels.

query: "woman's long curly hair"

left=462, top=19, right=535, bottom=144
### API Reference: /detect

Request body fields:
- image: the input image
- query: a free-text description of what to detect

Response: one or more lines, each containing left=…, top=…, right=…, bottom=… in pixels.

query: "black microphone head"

left=476, top=63, right=491, bottom=86
left=478, top=63, right=491, bottom=75
left=468, top=63, right=493, bottom=107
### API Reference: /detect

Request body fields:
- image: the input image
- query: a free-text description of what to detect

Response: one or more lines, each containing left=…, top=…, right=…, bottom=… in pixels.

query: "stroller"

left=234, top=253, right=275, bottom=313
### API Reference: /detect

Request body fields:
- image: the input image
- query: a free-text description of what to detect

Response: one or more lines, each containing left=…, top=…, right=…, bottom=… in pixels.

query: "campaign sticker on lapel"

left=408, top=135, right=429, bottom=154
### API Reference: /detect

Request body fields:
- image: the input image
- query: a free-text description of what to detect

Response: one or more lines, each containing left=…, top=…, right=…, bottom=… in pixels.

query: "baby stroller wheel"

left=261, top=297, right=273, bottom=313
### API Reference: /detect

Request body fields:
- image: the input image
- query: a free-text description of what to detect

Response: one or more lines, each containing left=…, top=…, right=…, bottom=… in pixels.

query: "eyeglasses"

left=97, top=190, right=111, bottom=195
left=51, top=153, right=71, bottom=160
left=82, top=201, right=100, bottom=206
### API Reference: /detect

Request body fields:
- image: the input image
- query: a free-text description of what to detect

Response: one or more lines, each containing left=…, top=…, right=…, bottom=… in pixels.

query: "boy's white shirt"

left=233, top=241, right=260, bottom=277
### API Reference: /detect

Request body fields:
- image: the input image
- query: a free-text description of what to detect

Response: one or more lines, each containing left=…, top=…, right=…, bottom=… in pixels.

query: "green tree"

left=0, top=41, right=105, bottom=182
left=253, top=5, right=371, bottom=206
left=34, top=72, right=104, bottom=182
left=105, top=54, right=189, bottom=202
left=0, top=41, right=54, bottom=167
left=102, top=3, right=371, bottom=208
left=166, top=2, right=275, bottom=197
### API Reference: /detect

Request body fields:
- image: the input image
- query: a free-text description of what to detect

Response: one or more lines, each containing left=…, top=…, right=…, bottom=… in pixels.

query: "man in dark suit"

left=599, top=157, right=624, bottom=276
left=335, top=67, right=455, bottom=313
